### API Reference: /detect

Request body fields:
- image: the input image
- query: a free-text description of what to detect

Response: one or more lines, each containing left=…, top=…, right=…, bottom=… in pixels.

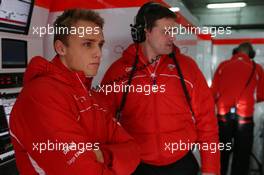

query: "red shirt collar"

left=51, top=55, right=92, bottom=89
left=232, top=52, right=251, bottom=62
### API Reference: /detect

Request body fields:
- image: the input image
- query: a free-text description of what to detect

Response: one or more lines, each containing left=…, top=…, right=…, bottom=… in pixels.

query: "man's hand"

left=93, top=149, right=104, bottom=163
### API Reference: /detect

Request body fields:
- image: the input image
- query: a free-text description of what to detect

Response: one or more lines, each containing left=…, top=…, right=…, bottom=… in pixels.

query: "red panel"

left=35, top=0, right=52, bottom=9
left=213, top=38, right=264, bottom=45
left=99, top=0, right=155, bottom=8
left=50, top=0, right=104, bottom=11
left=49, top=0, right=152, bottom=12
left=197, top=34, right=212, bottom=40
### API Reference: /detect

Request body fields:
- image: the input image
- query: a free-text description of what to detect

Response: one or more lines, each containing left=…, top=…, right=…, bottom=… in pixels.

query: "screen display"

left=0, top=92, right=17, bottom=131
left=2, top=38, right=27, bottom=68
left=0, top=96, right=16, bottom=162
left=0, top=105, right=8, bottom=132
left=0, top=99, right=15, bottom=132
left=0, top=0, right=34, bottom=34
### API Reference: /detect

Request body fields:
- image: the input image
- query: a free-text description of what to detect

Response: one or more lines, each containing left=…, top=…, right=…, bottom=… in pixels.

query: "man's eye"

left=99, top=43, right=104, bottom=49
left=83, top=42, right=92, bottom=47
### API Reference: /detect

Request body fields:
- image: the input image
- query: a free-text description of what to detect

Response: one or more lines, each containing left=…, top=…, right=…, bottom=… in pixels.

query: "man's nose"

left=168, top=34, right=174, bottom=42
left=93, top=46, right=102, bottom=61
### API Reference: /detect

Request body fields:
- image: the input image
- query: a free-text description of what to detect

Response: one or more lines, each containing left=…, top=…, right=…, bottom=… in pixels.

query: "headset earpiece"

left=232, top=47, right=239, bottom=55
left=249, top=49, right=256, bottom=59
left=130, top=2, right=162, bottom=43
left=130, top=23, right=145, bottom=43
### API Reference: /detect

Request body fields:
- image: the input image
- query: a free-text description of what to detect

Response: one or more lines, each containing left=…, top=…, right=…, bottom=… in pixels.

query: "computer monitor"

left=2, top=38, right=27, bottom=68
left=0, top=0, right=34, bottom=34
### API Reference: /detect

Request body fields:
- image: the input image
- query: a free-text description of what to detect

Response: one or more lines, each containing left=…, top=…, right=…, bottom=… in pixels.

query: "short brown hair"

left=53, top=9, right=104, bottom=45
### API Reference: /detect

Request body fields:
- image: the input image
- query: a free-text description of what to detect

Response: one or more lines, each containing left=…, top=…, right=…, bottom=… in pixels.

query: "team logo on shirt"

left=112, top=117, right=121, bottom=126
left=125, top=67, right=133, bottom=72
left=168, top=64, right=175, bottom=71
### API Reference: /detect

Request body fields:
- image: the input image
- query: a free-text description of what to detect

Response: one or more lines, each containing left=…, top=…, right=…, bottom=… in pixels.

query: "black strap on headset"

left=169, top=52, right=195, bottom=117
left=236, top=60, right=256, bottom=105
left=245, top=60, right=256, bottom=87
left=116, top=44, right=139, bottom=121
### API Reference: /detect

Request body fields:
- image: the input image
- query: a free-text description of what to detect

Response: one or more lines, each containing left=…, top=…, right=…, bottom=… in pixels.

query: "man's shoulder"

left=176, top=53, right=200, bottom=72
left=216, top=59, right=231, bottom=71
left=109, top=57, right=127, bottom=71
left=103, top=56, right=131, bottom=84
left=21, top=76, right=71, bottom=103
left=178, top=53, right=196, bottom=63
left=256, top=62, right=264, bottom=71
left=255, top=62, right=264, bottom=77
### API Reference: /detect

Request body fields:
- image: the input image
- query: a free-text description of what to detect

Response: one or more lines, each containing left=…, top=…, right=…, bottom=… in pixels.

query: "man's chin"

left=162, top=49, right=173, bottom=55
left=85, top=71, right=98, bottom=77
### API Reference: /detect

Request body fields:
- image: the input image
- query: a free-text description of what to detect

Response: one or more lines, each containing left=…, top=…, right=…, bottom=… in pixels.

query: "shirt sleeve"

left=256, top=64, right=264, bottom=102
left=191, top=61, right=220, bottom=174
left=11, top=89, right=115, bottom=175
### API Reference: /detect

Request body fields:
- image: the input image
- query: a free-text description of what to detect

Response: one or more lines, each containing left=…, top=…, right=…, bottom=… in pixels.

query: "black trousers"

left=218, top=112, right=254, bottom=175
left=132, top=151, right=199, bottom=175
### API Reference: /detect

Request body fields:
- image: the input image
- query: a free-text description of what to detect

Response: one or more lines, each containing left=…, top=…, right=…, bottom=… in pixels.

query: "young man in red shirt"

left=10, top=9, right=140, bottom=175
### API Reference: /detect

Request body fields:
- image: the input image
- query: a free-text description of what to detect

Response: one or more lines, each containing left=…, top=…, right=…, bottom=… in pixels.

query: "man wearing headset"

left=211, top=42, right=264, bottom=175
left=102, top=2, right=220, bottom=175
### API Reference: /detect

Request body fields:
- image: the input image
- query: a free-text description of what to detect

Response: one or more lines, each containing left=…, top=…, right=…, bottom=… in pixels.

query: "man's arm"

left=100, top=113, right=140, bottom=175
left=11, top=90, right=115, bottom=175
left=99, top=61, right=140, bottom=175
left=211, top=65, right=222, bottom=102
left=10, top=137, right=39, bottom=175
left=256, top=65, right=264, bottom=102
left=191, top=62, right=220, bottom=175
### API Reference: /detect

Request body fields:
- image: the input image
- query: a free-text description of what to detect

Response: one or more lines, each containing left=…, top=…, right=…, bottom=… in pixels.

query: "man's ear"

left=144, top=28, right=150, bottom=39
left=54, top=40, right=67, bottom=56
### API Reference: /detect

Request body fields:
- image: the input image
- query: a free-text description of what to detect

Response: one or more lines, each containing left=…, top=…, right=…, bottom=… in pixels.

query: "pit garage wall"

left=211, top=32, right=264, bottom=73
left=212, top=33, right=264, bottom=174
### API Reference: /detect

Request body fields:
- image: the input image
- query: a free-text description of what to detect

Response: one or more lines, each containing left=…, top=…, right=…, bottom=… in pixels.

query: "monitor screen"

left=0, top=96, right=16, bottom=132
left=2, top=38, right=27, bottom=68
left=0, top=94, right=17, bottom=163
left=0, top=105, right=8, bottom=132
left=0, top=0, right=34, bottom=34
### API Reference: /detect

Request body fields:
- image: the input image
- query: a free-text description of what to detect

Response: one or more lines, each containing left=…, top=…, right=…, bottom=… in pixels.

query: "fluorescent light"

left=207, top=2, right=247, bottom=9
left=170, top=7, right=180, bottom=12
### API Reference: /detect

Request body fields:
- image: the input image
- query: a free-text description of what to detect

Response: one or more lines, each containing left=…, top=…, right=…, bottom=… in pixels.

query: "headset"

left=232, top=47, right=239, bottom=56
left=248, top=48, right=256, bottom=59
left=130, top=2, right=162, bottom=43
left=233, top=42, right=256, bottom=59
